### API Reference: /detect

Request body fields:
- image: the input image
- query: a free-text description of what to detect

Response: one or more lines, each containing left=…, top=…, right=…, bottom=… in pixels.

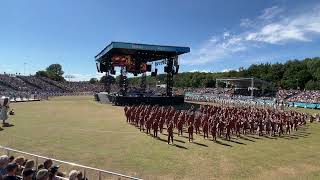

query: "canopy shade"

left=95, top=42, right=190, bottom=63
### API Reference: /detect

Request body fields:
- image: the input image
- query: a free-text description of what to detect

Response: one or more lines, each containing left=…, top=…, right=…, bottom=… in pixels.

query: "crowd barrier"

left=0, top=145, right=142, bottom=180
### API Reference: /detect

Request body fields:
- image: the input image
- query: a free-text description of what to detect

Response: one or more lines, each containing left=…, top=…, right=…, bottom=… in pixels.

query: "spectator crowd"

left=0, top=155, right=86, bottom=180
left=183, top=88, right=320, bottom=104
left=0, top=74, right=104, bottom=99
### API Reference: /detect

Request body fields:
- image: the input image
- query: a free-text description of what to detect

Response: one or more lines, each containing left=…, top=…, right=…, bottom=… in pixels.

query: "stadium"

left=1, top=1, right=320, bottom=180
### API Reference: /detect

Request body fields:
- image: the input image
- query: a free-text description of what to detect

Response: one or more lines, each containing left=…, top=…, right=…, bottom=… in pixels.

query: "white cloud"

left=183, top=4, right=320, bottom=66
left=182, top=35, right=248, bottom=65
left=221, top=68, right=236, bottom=72
left=65, top=72, right=105, bottom=81
left=190, top=69, right=210, bottom=73
left=240, top=18, right=253, bottom=28
left=246, top=8, right=320, bottom=44
left=258, top=6, right=283, bottom=20
left=223, top=32, right=231, bottom=39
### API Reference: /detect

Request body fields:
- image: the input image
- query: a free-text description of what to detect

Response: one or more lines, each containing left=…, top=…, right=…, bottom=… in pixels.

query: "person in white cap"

left=68, top=170, right=79, bottom=180
left=36, top=169, right=49, bottom=180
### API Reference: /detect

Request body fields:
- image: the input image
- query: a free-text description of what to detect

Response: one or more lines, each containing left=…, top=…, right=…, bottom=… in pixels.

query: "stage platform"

left=95, top=93, right=184, bottom=106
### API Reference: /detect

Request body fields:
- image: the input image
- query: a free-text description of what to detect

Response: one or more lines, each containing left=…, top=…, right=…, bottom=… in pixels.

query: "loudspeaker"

left=174, top=56, right=179, bottom=66
left=146, top=64, right=152, bottom=72
left=96, top=63, right=101, bottom=72
left=100, top=63, right=108, bottom=72
left=164, top=66, right=168, bottom=73
left=110, top=68, right=116, bottom=75
left=151, top=68, right=158, bottom=77
left=174, top=65, right=179, bottom=74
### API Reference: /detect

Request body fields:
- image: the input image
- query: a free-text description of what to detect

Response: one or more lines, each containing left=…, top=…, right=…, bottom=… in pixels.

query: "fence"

left=0, top=145, right=142, bottom=180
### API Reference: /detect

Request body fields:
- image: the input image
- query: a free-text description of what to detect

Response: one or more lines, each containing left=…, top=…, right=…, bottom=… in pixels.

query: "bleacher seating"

left=0, top=74, right=104, bottom=99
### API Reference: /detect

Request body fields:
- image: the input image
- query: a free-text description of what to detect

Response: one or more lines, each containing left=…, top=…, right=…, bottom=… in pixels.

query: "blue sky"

left=1, top=0, right=320, bottom=81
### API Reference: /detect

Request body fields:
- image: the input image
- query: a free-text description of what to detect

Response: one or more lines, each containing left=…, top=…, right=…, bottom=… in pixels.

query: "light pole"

left=24, top=63, right=27, bottom=75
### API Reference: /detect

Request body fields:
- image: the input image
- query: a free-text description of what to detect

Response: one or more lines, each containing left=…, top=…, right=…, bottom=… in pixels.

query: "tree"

left=100, top=75, right=116, bottom=84
left=35, top=70, right=48, bottom=77
left=305, top=80, right=320, bottom=90
left=125, top=57, right=320, bottom=90
left=89, top=78, right=98, bottom=84
left=46, top=64, right=65, bottom=81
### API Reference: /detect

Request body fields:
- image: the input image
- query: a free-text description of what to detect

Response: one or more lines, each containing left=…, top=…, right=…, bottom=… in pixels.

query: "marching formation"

left=124, top=104, right=309, bottom=144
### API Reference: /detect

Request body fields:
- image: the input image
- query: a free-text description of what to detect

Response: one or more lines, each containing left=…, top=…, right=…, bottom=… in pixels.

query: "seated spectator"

left=36, top=169, right=49, bottom=180
left=3, top=163, right=19, bottom=180
left=0, top=155, right=9, bottom=176
left=22, top=169, right=34, bottom=180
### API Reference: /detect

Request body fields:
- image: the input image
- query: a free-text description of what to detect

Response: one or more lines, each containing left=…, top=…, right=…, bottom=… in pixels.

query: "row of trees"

left=127, top=57, right=320, bottom=90
left=37, top=57, right=319, bottom=90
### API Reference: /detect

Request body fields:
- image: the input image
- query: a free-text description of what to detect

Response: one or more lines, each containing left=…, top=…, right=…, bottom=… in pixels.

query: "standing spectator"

left=0, top=156, right=9, bottom=176
left=36, top=169, right=49, bottom=180
left=3, top=163, right=19, bottom=180
left=48, top=165, right=60, bottom=180
left=8, top=157, right=14, bottom=164
left=22, top=169, right=34, bottom=180
left=76, top=172, right=87, bottom=180
left=68, top=170, right=79, bottom=180
left=43, top=160, right=52, bottom=170
left=23, top=160, right=34, bottom=170
left=0, top=97, right=10, bottom=126
left=14, top=156, right=24, bottom=176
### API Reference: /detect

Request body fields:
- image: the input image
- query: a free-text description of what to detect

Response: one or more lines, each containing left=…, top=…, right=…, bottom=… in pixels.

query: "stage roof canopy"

left=216, top=77, right=273, bottom=89
left=95, top=42, right=190, bottom=63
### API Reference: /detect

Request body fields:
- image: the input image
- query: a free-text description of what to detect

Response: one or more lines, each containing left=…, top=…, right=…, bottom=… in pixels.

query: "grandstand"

left=0, top=74, right=104, bottom=100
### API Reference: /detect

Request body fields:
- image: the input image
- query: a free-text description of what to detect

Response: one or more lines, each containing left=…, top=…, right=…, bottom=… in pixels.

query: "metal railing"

left=0, top=145, right=142, bottom=180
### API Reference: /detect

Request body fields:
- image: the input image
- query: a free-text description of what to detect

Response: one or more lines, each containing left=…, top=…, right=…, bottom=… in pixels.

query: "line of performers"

left=124, top=104, right=309, bottom=144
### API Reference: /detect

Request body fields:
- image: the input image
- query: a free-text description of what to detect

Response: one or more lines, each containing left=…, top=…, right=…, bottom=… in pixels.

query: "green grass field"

left=1, top=96, right=320, bottom=180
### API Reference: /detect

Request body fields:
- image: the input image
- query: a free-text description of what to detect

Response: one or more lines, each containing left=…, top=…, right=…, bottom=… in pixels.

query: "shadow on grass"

left=192, top=142, right=208, bottom=147
left=245, top=135, right=262, bottom=139
left=263, top=135, right=277, bottom=140
left=174, top=139, right=186, bottom=144
left=154, top=137, right=168, bottom=143
left=2, top=123, right=14, bottom=127
left=180, top=135, right=189, bottom=139
left=214, top=140, right=232, bottom=147
left=173, top=144, right=188, bottom=150
left=222, top=139, right=246, bottom=145
left=239, top=136, right=256, bottom=142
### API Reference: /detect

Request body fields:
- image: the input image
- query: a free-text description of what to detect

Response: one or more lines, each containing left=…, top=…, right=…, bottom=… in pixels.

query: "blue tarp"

left=288, top=102, right=320, bottom=109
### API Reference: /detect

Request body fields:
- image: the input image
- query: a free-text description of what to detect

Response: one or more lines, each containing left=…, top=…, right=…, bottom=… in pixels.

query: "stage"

left=95, top=42, right=190, bottom=106
left=95, top=93, right=184, bottom=106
